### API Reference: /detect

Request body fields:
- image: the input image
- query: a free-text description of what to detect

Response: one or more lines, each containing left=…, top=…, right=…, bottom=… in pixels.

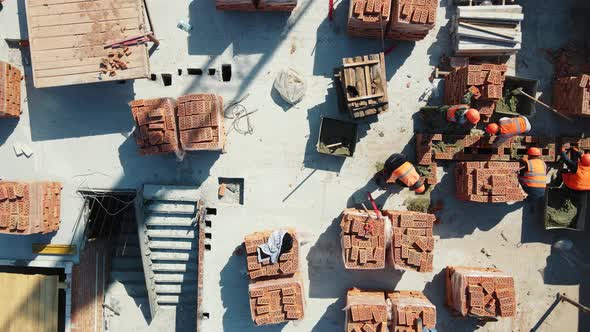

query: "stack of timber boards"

left=452, top=5, right=523, bottom=56
left=25, top=0, right=150, bottom=88
left=340, top=53, right=388, bottom=119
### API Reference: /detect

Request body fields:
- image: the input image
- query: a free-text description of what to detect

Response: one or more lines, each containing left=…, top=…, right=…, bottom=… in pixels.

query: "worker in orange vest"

left=378, top=153, right=426, bottom=194
left=560, top=145, right=590, bottom=191
left=485, top=115, right=531, bottom=145
left=518, top=147, right=547, bottom=200
left=446, top=104, right=481, bottom=126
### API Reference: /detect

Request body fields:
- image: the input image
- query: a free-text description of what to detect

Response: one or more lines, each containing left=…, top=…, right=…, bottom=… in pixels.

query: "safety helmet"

left=527, top=147, right=542, bottom=157
left=485, top=123, right=499, bottom=135
left=582, top=154, right=590, bottom=167
left=415, top=184, right=426, bottom=194
left=466, top=109, right=481, bottom=124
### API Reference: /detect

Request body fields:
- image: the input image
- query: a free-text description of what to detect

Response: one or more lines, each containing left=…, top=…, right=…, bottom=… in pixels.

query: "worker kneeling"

left=560, top=146, right=590, bottom=191
left=485, top=115, right=531, bottom=145
left=379, top=153, right=426, bottom=194
left=518, top=147, right=547, bottom=200
left=446, top=104, right=480, bottom=126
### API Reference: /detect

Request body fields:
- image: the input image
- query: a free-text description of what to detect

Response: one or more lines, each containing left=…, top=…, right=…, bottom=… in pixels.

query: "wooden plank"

left=31, top=18, right=140, bottom=38
left=458, top=11, right=523, bottom=21
left=31, top=28, right=141, bottom=51
left=343, top=59, right=380, bottom=68
left=143, top=185, right=201, bottom=202
left=457, top=5, right=522, bottom=14
left=347, top=93, right=384, bottom=102
left=31, top=44, right=142, bottom=62
left=30, top=8, right=139, bottom=27
left=35, top=66, right=147, bottom=87
left=34, top=51, right=143, bottom=70
left=28, top=0, right=124, bottom=7
left=458, top=22, right=518, bottom=40
left=33, top=243, right=78, bottom=255
left=28, top=0, right=137, bottom=16
left=458, top=37, right=521, bottom=51
left=457, top=26, right=520, bottom=44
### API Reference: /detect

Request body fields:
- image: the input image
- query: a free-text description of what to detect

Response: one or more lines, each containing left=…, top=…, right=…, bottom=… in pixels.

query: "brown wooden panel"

left=28, top=0, right=137, bottom=16
left=34, top=51, right=143, bottom=70
left=30, top=8, right=139, bottom=27
left=35, top=66, right=148, bottom=87
left=31, top=28, right=142, bottom=51
left=31, top=18, right=140, bottom=38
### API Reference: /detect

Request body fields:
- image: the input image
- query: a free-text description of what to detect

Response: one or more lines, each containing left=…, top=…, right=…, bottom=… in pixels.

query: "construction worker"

left=378, top=153, right=426, bottom=194
left=560, top=145, right=590, bottom=191
left=418, top=87, right=481, bottom=134
left=485, top=115, right=531, bottom=146
left=518, top=147, right=547, bottom=200
left=446, top=104, right=481, bottom=126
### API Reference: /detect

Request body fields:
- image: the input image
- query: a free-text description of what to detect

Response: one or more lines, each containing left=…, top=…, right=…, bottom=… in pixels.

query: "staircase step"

left=146, top=229, right=196, bottom=239
left=154, top=273, right=197, bottom=283
left=148, top=240, right=195, bottom=250
left=156, top=295, right=197, bottom=304
left=150, top=252, right=195, bottom=262
left=145, top=216, right=195, bottom=227
left=152, top=263, right=197, bottom=272
left=145, top=202, right=196, bottom=214
left=155, top=283, right=198, bottom=294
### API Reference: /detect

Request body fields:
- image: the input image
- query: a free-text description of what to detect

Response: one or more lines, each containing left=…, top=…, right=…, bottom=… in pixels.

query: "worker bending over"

left=418, top=87, right=481, bottom=134
left=485, top=115, right=531, bottom=145
left=518, top=147, right=547, bottom=200
left=560, top=146, right=590, bottom=191
left=446, top=104, right=481, bottom=126
left=379, top=153, right=426, bottom=194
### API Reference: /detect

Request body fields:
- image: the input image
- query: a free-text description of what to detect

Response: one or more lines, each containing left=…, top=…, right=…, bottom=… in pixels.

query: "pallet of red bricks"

left=386, top=0, right=437, bottom=41
left=387, top=290, right=436, bottom=331
left=130, top=98, right=180, bottom=155
left=444, top=64, right=508, bottom=122
left=244, top=229, right=299, bottom=279
left=345, top=288, right=388, bottom=332
left=177, top=93, right=226, bottom=151
left=347, top=0, right=392, bottom=38
left=339, top=53, right=388, bottom=119
left=553, top=74, right=590, bottom=117
left=0, top=60, right=23, bottom=119
left=216, top=0, right=296, bottom=11
left=0, top=181, right=62, bottom=235
left=445, top=266, right=516, bottom=318
left=248, top=274, right=305, bottom=325
left=383, top=210, right=435, bottom=272
left=340, top=208, right=389, bottom=270
left=416, top=134, right=557, bottom=166
left=455, top=161, right=527, bottom=203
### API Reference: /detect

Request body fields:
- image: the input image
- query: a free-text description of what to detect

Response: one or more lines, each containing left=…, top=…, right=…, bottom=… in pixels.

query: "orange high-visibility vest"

left=499, top=117, right=528, bottom=136
left=446, top=104, right=469, bottom=123
left=519, top=158, right=547, bottom=188
left=563, top=163, right=590, bottom=191
left=393, top=162, right=423, bottom=191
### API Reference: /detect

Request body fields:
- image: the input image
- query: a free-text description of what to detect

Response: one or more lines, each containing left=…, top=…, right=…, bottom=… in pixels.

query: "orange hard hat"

left=465, top=108, right=480, bottom=124
left=527, top=147, right=542, bottom=157
left=582, top=154, right=590, bottom=167
left=415, top=184, right=426, bottom=194
left=486, top=123, right=499, bottom=135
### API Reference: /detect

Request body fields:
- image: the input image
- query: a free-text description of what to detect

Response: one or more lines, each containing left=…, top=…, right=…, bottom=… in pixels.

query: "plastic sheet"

left=273, top=68, right=306, bottom=105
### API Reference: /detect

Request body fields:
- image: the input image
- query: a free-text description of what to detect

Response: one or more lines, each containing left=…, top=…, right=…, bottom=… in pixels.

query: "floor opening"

left=161, top=74, right=172, bottom=86
left=218, top=177, right=244, bottom=205
left=221, top=64, right=231, bottom=82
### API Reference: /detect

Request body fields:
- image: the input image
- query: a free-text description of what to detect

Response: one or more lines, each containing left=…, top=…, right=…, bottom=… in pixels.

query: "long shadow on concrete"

left=0, top=118, right=19, bottom=146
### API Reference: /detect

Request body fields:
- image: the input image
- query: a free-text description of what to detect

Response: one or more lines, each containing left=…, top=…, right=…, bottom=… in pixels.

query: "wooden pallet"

left=340, top=53, right=388, bottom=119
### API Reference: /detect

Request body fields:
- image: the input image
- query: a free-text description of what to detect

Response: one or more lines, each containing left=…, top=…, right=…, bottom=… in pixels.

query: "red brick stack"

left=388, top=290, right=436, bottom=331
left=258, top=0, right=297, bottom=11
left=455, top=162, right=527, bottom=203
left=345, top=288, right=388, bottom=332
left=249, top=274, right=305, bottom=325
left=177, top=94, right=226, bottom=151
left=347, top=0, right=392, bottom=38
left=445, top=266, right=516, bottom=318
left=215, top=0, right=257, bottom=10
left=553, top=74, right=590, bottom=117
left=0, top=61, right=22, bottom=118
left=129, top=98, right=180, bottom=155
left=0, top=181, right=62, bottom=235
left=386, top=0, right=437, bottom=41
left=340, top=209, right=387, bottom=270
left=244, top=230, right=299, bottom=279
left=444, top=64, right=508, bottom=122
left=383, top=210, right=435, bottom=272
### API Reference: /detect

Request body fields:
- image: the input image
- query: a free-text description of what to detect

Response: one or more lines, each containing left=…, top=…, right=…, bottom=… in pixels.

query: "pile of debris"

left=444, top=64, right=508, bottom=122
left=100, top=48, right=132, bottom=77
left=245, top=230, right=299, bottom=279
left=452, top=5, right=523, bottom=56
left=553, top=74, right=590, bottom=117
left=345, top=288, right=388, bottom=332
left=337, top=53, right=388, bottom=119
left=386, top=0, right=437, bottom=41
left=177, top=94, right=226, bottom=151
left=0, top=61, right=22, bottom=119
left=0, top=181, right=62, bottom=235
left=383, top=210, right=435, bottom=272
left=244, top=230, right=305, bottom=326
left=445, top=266, right=516, bottom=318
left=347, top=0, right=392, bottom=38
left=455, top=161, right=527, bottom=203
left=388, top=290, right=436, bottom=331
left=216, top=0, right=296, bottom=11
left=248, top=274, right=305, bottom=325
left=130, top=98, right=180, bottom=155
left=340, top=208, right=388, bottom=270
